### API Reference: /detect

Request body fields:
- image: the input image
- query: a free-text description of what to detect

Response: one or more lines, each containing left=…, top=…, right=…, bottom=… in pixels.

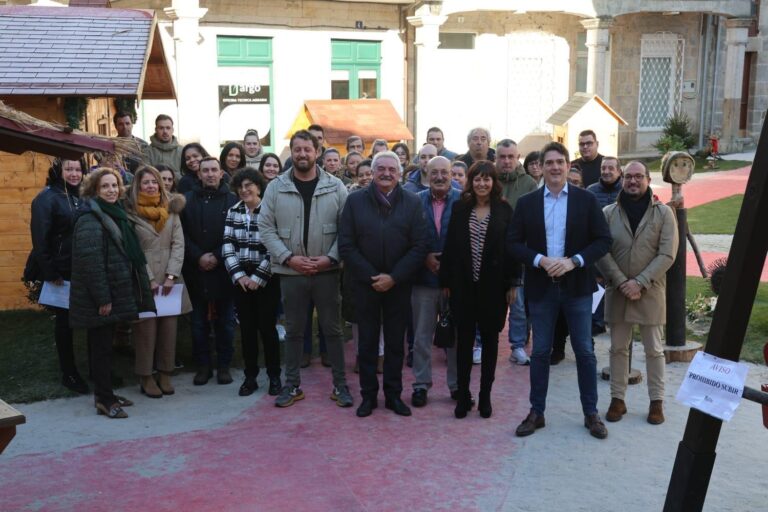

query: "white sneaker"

left=472, top=346, right=482, bottom=365
left=276, top=324, right=286, bottom=342
left=511, top=347, right=530, bottom=366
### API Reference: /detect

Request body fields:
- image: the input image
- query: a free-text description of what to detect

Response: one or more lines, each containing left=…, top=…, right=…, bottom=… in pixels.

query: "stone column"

left=164, top=0, right=208, bottom=143
left=721, top=18, right=751, bottom=152
left=580, top=17, right=614, bottom=99
left=407, top=6, right=447, bottom=148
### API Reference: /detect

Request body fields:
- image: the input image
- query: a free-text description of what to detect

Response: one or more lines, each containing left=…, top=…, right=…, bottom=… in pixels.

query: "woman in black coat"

left=439, top=161, right=520, bottom=419
left=70, top=168, right=155, bottom=418
left=26, top=157, right=89, bottom=394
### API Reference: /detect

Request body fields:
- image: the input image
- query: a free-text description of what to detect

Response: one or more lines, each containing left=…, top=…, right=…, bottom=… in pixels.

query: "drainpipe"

left=698, top=13, right=711, bottom=149
left=709, top=16, right=721, bottom=136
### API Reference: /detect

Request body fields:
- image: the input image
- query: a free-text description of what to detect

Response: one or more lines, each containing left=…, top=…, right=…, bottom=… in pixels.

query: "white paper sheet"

left=592, top=284, right=605, bottom=314
left=139, top=284, right=184, bottom=319
left=675, top=351, right=749, bottom=421
left=39, top=281, right=70, bottom=309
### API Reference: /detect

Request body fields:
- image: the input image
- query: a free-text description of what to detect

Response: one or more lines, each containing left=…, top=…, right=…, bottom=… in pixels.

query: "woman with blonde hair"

left=70, top=168, right=155, bottom=418
left=125, top=165, right=191, bottom=398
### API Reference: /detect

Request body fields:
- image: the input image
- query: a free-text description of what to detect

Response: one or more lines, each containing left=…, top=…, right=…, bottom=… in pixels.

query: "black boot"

left=454, top=389, right=473, bottom=419
left=478, top=390, right=492, bottom=418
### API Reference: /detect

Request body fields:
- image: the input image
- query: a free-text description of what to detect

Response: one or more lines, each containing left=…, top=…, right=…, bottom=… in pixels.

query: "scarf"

left=135, top=192, right=169, bottom=233
left=372, top=183, right=398, bottom=215
left=95, top=198, right=147, bottom=268
left=619, top=188, right=652, bottom=235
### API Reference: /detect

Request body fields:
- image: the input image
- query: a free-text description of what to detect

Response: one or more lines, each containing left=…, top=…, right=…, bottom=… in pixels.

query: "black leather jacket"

left=26, top=180, right=81, bottom=281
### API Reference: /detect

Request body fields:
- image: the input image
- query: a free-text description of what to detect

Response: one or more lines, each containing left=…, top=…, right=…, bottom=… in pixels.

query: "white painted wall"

left=413, top=31, right=569, bottom=155
left=138, top=23, right=405, bottom=156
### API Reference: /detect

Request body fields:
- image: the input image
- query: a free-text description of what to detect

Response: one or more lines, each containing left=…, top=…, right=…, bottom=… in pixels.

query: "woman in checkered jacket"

left=223, top=168, right=282, bottom=397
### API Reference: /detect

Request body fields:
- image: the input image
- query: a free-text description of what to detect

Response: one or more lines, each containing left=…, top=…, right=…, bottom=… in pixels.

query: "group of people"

left=26, top=113, right=679, bottom=439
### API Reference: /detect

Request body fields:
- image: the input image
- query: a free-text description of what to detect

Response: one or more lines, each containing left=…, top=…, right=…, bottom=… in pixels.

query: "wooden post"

left=664, top=116, right=768, bottom=510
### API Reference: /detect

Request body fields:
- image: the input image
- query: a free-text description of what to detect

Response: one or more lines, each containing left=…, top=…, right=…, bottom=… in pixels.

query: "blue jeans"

left=507, top=286, right=528, bottom=349
left=191, top=297, right=236, bottom=367
left=528, top=285, right=597, bottom=416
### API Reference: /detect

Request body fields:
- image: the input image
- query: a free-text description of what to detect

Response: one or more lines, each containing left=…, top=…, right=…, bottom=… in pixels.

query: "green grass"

left=642, top=157, right=750, bottom=174
left=686, top=276, right=768, bottom=363
left=687, top=194, right=743, bottom=235
left=0, top=310, right=206, bottom=404
left=0, top=308, right=347, bottom=404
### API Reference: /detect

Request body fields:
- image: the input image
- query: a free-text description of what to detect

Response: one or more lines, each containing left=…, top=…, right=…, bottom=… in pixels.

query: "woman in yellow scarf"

left=126, top=166, right=191, bottom=398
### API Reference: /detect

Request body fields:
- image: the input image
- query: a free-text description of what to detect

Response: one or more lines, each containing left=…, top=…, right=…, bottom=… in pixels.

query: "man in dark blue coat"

left=508, top=142, right=612, bottom=439
left=410, top=156, right=461, bottom=408
left=181, top=157, right=238, bottom=386
left=339, top=151, right=430, bottom=418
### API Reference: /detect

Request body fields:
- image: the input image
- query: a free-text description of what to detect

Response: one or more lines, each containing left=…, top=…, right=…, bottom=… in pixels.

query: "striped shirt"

left=222, top=200, right=271, bottom=286
left=469, top=208, right=490, bottom=282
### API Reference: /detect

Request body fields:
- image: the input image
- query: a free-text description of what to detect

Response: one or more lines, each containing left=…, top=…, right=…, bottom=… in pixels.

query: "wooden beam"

left=664, top=107, right=768, bottom=510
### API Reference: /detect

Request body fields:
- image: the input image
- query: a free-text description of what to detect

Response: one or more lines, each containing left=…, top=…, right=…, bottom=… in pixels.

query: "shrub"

left=654, top=111, right=696, bottom=153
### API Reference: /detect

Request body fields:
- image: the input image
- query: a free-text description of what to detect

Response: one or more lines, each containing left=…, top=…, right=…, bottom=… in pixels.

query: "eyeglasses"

left=578, top=141, right=595, bottom=147
left=624, top=174, right=647, bottom=182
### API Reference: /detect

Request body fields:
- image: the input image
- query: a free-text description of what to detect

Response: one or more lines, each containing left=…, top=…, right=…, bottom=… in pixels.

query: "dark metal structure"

left=664, top=115, right=768, bottom=510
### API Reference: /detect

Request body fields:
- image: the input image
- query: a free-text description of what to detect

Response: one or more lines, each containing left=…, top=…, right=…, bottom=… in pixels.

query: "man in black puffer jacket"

left=180, top=157, right=238, bottom=386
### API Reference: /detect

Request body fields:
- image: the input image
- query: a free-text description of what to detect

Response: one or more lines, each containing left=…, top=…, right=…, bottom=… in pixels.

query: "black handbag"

left=433, top=295, right=455, bottom=348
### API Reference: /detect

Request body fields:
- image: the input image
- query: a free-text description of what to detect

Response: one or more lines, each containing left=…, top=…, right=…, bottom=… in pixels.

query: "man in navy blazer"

left=508, top=141, right=612, bottom=439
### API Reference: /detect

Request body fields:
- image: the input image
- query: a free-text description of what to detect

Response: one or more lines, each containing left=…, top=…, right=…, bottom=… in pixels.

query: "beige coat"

left=127, top=194, right=192, bottom=314
left=596, top=193, right=679, bottom=325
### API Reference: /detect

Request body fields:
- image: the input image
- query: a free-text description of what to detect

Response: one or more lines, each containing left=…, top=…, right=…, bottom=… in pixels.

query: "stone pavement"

left=2, top=334, right=766, bottom=511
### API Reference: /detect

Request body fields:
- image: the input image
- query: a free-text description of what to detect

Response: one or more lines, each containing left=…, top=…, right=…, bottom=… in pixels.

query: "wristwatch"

left=570, top=257, right=582, bottom=268
left=166, top=274, right=176, bottom=281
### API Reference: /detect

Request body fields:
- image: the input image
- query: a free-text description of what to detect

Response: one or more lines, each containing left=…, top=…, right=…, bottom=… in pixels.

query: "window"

left=638, top=33, right=684, bottom=130
left=216, top=37, right=273, bottom=149
left=575, top=32, right=588, bottom=93
left=331, top=40, right=381, bottom=99
left=439, top=32, right=475, bottom=49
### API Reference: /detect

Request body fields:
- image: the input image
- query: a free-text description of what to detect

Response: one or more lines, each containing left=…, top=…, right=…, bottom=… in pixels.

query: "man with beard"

left=339, top=151, right=429, bottom=417
left=587, top=156, right=623, bottom=208
left=259, top=130, right=353, bottom=409
left=572, top=130, right=603, bottom=188
left=113, top=111, right=149, bottom=173
left=181, top=157, right=238, bottom=385
left=146, top=114, right=184, bottom=175
left=596, top=161, right=678, bottom=425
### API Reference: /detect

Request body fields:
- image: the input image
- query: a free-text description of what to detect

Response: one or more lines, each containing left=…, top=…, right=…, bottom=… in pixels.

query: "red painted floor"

left=653, top=165, right=750, bottom=208
left=0, top=340, right=530, bottom=512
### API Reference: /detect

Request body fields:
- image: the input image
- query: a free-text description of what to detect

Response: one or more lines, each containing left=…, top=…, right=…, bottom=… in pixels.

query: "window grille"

left=638, top=33, right=684, bottom=129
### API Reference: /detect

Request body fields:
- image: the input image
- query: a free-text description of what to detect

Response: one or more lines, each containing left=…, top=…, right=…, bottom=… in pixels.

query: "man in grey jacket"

left=259, top=130, right=353, bottom=409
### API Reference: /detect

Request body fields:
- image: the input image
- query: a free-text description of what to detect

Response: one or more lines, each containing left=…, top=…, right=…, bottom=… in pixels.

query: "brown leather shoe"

left=584, top=413, right=608, bottom=439
left=605, top=398, right=627, bottom=422
left=647, top=400, right=665, bottom=425
left=515, top=411, right=545, bottom=437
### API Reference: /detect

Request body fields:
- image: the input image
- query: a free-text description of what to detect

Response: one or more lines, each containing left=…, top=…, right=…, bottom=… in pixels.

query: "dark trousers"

left=190, top=296, right=236, bottom=368
left=233, top=279, right=281, bottom=379
left=88, top=323, right=116, bottom=405
left=54, top=307, right=77, bottom=376
left=355, top=283, right=411, bottom=400
left=456, top=322, right=498, bottom=395
left=303, top=300, right=327, bottom=355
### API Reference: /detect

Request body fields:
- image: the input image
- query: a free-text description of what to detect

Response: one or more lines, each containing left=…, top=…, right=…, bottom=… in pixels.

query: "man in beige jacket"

left=596, top=160, right=678, bottom=425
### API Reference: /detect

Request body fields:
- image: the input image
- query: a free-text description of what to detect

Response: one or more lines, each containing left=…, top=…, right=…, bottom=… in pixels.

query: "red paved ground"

left=653, top=166, right=750, bottom=208
left=652, top=165, right=768, bottom=281
left=0, top=341, right=531, bottom=511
